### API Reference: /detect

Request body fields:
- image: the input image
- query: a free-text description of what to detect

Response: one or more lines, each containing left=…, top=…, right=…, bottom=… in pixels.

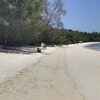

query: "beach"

left=0, top=47, right=57, bottom=82
left=0, top=43, right=99, bottom=100
left=66, top=42, right=100, bottom=100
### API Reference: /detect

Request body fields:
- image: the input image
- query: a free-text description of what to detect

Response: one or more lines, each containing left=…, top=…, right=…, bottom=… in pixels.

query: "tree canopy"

left=0, top=0, right=99, bottom=46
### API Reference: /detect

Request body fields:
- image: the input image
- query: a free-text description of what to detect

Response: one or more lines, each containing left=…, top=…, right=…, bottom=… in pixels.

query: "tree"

left=0, top=0, right=46, bottom=45
left=0, top=0, right=73, bottom=46
left=42, top=0, right=66, bottom=28
left=39, top=0, right=66, bottom=43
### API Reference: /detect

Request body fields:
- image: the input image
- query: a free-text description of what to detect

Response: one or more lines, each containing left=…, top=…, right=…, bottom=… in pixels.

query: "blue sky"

left=61, top=0, right=100, bottom=32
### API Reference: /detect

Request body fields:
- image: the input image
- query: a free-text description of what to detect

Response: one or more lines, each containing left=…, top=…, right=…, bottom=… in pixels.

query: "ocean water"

left=86, top=43, right=100, bottom=51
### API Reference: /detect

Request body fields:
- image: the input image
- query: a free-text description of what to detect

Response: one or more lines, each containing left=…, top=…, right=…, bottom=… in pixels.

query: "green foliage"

left=0, top=0, right=46, bottom=45
left=0, top=0, right=99, bottom=46
left=0, top=0, right=67, bottom=46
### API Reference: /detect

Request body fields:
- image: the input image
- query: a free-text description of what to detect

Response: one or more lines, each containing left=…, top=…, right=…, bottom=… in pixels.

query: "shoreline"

left=66, top=42, right=100, bottom=100
left=84, top=42, right=100, bottom=51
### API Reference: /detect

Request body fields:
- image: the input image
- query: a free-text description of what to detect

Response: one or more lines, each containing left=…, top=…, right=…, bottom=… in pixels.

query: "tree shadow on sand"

left=0, top=45, right=51, bottom=55
left=0, top=45, right=38, bottom=54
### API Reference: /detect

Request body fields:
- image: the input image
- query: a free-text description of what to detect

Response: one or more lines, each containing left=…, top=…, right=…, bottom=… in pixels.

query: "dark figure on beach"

left=37, top=48, right=41, bottom=53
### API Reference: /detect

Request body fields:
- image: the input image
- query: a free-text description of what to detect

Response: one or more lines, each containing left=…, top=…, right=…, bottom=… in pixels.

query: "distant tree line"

left=0, top=0, right=100, bottom=46
left=42, top=29, right=100, bottom=45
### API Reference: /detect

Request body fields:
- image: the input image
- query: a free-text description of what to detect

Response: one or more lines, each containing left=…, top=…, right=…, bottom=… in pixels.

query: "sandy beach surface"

left=0, top=43, right=99, bottom=100
left=0, top=46, right=83, bottom=100
left=66, top=42, right=100, bottom=100
left=0, top=47, right=56, bottom=82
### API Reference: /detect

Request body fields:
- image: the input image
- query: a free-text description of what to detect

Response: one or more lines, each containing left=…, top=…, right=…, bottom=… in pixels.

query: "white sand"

left=0, top=47, right=57, bottom=82
left=66, top=42, right=100, bottom=100
left=0, top=43, right=100, bottom=100
left=0, top=46, right=83, bottom=100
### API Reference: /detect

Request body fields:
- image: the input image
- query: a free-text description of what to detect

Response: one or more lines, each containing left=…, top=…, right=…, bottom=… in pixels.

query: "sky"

left=61, top=0, right=100, bottom=32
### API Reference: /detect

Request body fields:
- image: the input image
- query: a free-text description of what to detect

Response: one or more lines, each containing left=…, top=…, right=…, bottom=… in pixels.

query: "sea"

left=86, top=43, right=100, bottom=51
